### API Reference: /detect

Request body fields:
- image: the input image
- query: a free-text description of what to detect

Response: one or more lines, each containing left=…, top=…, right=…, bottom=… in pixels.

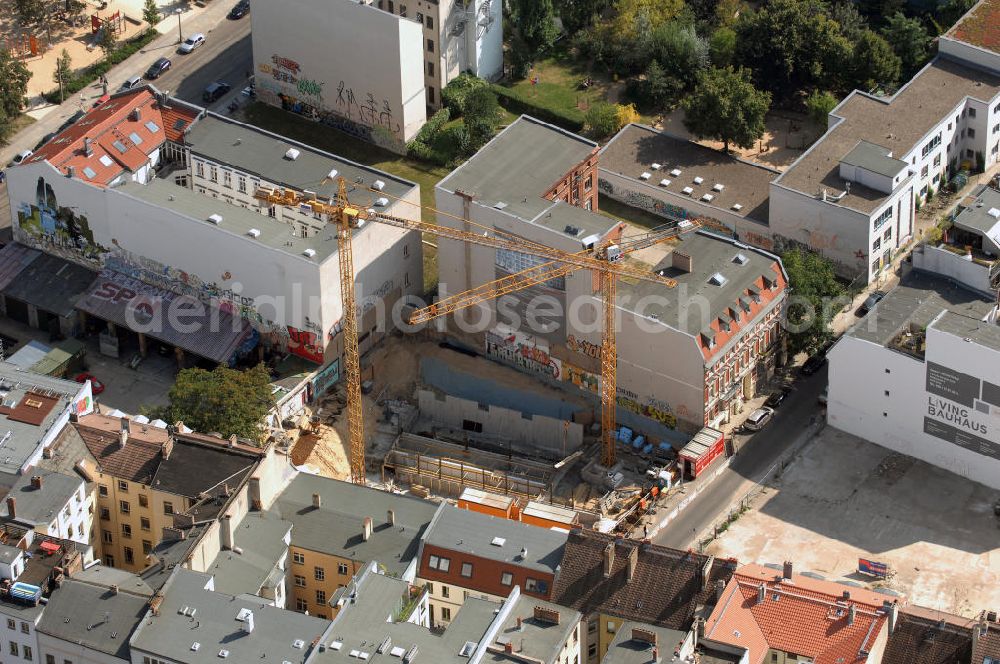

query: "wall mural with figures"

left=256, top=54, right=406, bottom=154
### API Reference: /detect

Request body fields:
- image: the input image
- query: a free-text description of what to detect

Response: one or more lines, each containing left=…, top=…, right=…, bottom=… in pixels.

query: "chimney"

left=504, top=642, right=513, bottom=654
left=701, top=555, right=714, bottom=591
left=119, top=417, right=130, bottom=448
left=602, top=543, right=615, bottom=578
left=672, top=250, right=693, bottom=273
left=974, top=614, right=989, bottom=652
left=83, top=137, right=92, bottom=156
left=884, top=600, right=899, bottom=634
left=111, top=584, right=119, bottom=595
left=228, top=434, right=237, bottom=448
left=843, top=590, right=851, bottom=600
left=782, top=560, right=793, bottom=580
left=6, top=497, right=14, bottom=519
left=67, top=166, right=76, bottom=179
left=242, top=610, right=254, bottom=634
left=30, top=475, right=43, bottom=490
left=363, top=516, right=373, bottom=541
left=221, top=514, right=234, bottom=550
left=756, top=583, right=766, bottom=604
left=516, top=616, right=523, bottom=631
left=131, top=107, right=141, bottom=121
left=848, top=604, right=856, bottom=625
left=626, top=545, right=638, bottom=582
left=715, top=579, right=726, bottom=602
left=387, top=509, right=395, bottom=526
left=312, top=493, right=322, bottom=508
left=161, top=438, right=173, bottom=460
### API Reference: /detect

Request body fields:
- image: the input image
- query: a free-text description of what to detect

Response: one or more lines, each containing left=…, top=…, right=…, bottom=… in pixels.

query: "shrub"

left=42, top=29, right=158, bottom=104
left=490, top=85, right=584, bottom=131
left=441, top=73, right=488, bottom=115
left=584, top=102, right=622, bottom=139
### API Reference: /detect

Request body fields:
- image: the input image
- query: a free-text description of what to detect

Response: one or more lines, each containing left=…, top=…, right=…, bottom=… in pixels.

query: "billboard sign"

left=858, top=558, right=889, bottom=578
left=924, top=362, right=1000, bottom=461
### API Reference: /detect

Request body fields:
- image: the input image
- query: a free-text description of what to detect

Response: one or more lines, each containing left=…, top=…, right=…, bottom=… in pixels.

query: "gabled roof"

left=73, top=413, right=168, bottom=484
left=704, top=563, right=894, bottom=664
left=551, top=529, right=735, bottom=629
left=882, top=608, right=973, bottom=664
left=973, top=618, right=1000, bottom=663
left=1, top=468, right=83, bottom=527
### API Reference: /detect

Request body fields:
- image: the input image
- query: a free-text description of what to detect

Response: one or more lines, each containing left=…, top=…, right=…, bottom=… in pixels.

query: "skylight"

left=82, top=167, right=97, bottom=179
left=112, top=140, right=128, bottom=154
left=708, top=272, right=728, bottom=286
left=144, top=121, right=160, bottom=133
left=99, top=155, right=113, bottom=167
left=129, top=132, right=143, bottom=145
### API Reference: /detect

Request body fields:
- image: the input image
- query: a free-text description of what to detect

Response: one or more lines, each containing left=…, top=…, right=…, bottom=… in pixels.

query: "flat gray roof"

left=486, top=595, right=580, bottom=664
left=439, top=116, right=598, bottom=220
left=777, top=57, right=1000, bottom=214
left=531, top=201, right=619, bottom=242
left=208, top=510, right=293, bottom=596
left=602, top=621, right=688, bottom=664
left=274, top=474, right=438, bottom=577
left=184, top=114, right=416, bottom=203
left=930, top=309, right=1000, bottom=351
left=953, top=185, right=1000, bottom=238
left=423, top=504, right=567, bottom=575
left=840, top=140, right=908, bottom=179
left=118, top=178, right=342, bottom=263
left=599, top=124, right=778, bottom=223
left=1, top=468, right=82, bottom=527
left=37, top=579, right=152, bottom=659
left=131, top=568, right=330, bottom=664
left=847, top=269, right=997, bottom=347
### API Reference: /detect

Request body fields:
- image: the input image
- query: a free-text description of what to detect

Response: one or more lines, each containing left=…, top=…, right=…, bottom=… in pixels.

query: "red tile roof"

left=972, top=617, right=1000, bottom=663
left=160, top=103, right=199, bottom=143
left=946, top=0, right=1000, bottom=54
left=704, top=563, right=896, bottom=664
left=73, top=413, right=169, bottom=483
left=698, top=264, right=786, bottom=361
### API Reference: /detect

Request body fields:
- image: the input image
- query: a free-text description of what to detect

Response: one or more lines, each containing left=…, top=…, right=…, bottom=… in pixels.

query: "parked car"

left=858, top=290, right=886, bottom=316
left=120, top=74, right=143, bottom=91
left=145, top=57, right=171, bottom=79
left=33, top=133, right=56, bottom=150
left=801, top=354, right=828, bottom=376
left=228, top=0, right=249, bottom=19
left=10, top=149, right=32, bottom=166
left=178, top=33, right=205, bottom=54
left=74, top=372, right=105, bottom=395
left=764, top=387, right=792, bottom=408
left=202, top=81, right=232, bottom=103
left=92, top=93, right=110, bottom=108
left=744, top=407, right=775, bottom=431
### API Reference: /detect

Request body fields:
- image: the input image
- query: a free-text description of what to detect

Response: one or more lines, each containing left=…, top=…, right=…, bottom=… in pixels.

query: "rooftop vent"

left=390, top=646, right=406, bottom=657
left=219, top=650, right=230, bottom=658
left=284, top=148, right=300, bottom=160
left=293, top=639, right=305, bottom=649
left=988, top=207, right=1000, bottom=219
left=731, top=203, right=743, bottom=212
left=330, top=641, right=344, bottom=651
left=659, top=179, right=671, bottom=187
left=247, top=228, right=261, bottom=238
left=651, top=162, right=662, bottom=170
left=372, top=180, right=386, bottom=191
left=693, top=176, right=704, bottom=185
left=303, top=248, right=317, bottom=259
left=82, top=167, right=97, bottom=179
left=207, top=214, right=223, bottom=225
left=493, top=201, right=507, bottom=210
left=670, top=168, right=682, bottom=177
left=713, top=183, right=724, bottom=192
left=682, top=187, right=694, bottom=195
left=327, top=169, right=339, bottom=180
left=701, top=194, right=714, bottom=202
left=375, top=197, right=389, bottom=207
left=639, top=172, right=651, bottom=180
left=709, top=272, right=728, bottom=286
left=191, top=643, right=201, bottom=651
left=733, top=253, right=749, bottom=265
left=99, top=155, right=113, bottom=167
left=459, top=641, right=477, bottom=656
left=491, top=537, right=506, bottom=547
left=563, top=225, right=581, bottom=237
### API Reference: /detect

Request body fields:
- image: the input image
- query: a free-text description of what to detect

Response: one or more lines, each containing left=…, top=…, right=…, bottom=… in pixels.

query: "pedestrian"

left=643, top=525, right=648, bottom=539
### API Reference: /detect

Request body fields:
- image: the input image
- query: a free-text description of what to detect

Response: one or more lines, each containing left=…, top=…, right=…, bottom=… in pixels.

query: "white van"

left=744, top=407, right=774, bottom=431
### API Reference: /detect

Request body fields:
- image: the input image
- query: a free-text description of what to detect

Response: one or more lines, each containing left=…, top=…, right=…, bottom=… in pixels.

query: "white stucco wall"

left=912, top=244, right=996, bottom=296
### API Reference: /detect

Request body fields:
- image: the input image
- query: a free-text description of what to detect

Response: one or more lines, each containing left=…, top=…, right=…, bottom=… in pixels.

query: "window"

left=920, top=165, right=928, bottom=178
left=296, top=598, right=308, bottom=612
left=525, top=578, right=548, bottom=593
left=209, top=166, right=218, bottom=182
left=121, top=524, right=132, bottom=538
left=120, top=500, right=130, bottom=514
left=441, top=607, right=452, bottom=621
left=6, top=618, right=14, bottom=630
left=884, top=227, right=892, bottom=241
left=416, top=11, right=423, bottom=22
left=994, top=124, right=1000, bottom=135
left=403, top=243, right=410, bottom=258
left=100, top=507, right=110, bottom=521
left=441, top=585, right=450, bottom=598
left=607, top=620, right=617, bottom=633
left=969, top=107, right=976, bottom=117
left=141, top=517, right=151, bottom=531
left=118, top=480, right=128, bottom=492
left=163, top=502, right=174, bottom=515
left=223, top=170, right=232, bottom=188
left=138, top=494, right=148, bottom=508
left=872, top=258, right=881, bottom=274
left=142, top=540, right=152, bottom=555
left=426, top=583, right=434, bottom=595
left=501, top=572, right=513, bottom=586
left=314, top=566, right=325, bottom=581
left=10, top=643, right=18, bottom=657
left=400, top=4, right=407, bottom=16
left=873, top=206, right=893, bottom=230
left=104, top=554, right=115, bottom=566
left=124, top=547, right=134, bottom=565
left=21, top=621, right=29, bottom=634
left=316, top=589, right=327, bottom=605
left=427, top=39, right=434, bottom=53
left=921, top=133, right=941, bottom=157
left=103, top=530, right=113, bottom=544
left=47, top=656, right=56, bottom=664
left=461, top=562, right=473, bottom=577
left=195, top=161, right=204, bottom=178
left=294, top=575, right=306, bottom=587
left=588, top=619, right=597, bottom=634
left=425, top=15, right=432, bottom=29
left=23, top=645, right=32, bottom=661
left=238, top=175, right=247, bottom=193
left=293, top=552, right=305, bottom=564
left=99, top=484, right=108, bottom=497
left=885, top=368, right=891, bottom=374
left=588, top=643, right=598, bottom=658
left=969, top=128, right=976, bottom=138
left=873, top=236, right=881, bottom=252
left=933, top=153, right=941, bottom=167
left=427, top=61, right=435, bottom=77
left=584, top=174, right=593, bottom=191
left=338, top=563, right=349, bottom=575
left=428, top=86, right=435, bottom=104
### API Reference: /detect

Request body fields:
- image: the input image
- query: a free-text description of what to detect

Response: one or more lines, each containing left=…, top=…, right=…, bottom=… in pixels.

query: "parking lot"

left=705, top=426, right=1000, bottom=616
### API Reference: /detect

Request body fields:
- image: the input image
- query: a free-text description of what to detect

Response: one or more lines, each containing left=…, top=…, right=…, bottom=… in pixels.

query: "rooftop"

left=207, top=510, right=292, bottom=597
left=952, top=185, right=1000, bottom=242
left=973, top=616, right=1000, bottom=663
left=183, top=113, right=416, bottom=203
left=73, top=413, right=170, bottom=484
left=0, top=363, right=84, bottom=477
left=130, top=568, right=330, bottom=664
left=616, top=231, right=786, bottom=360
left=841, top=140, right=909, bottom=179
left=776, top=58, right=1000, bottom=214
left=0, top=525, right=87, bottom=616
left=439, top=115, right=598, bottom=220
left=273, top=474, right=438, bottom=577
left=139, top=522, right=210, bottom=592
left=552, top=529, right=736, bottom=630
left=485, top=595, right=581, bottom=664
left=945, top=0, right=1000, bottom=54
left=846, top=269, right=997, bottom=348
left=0, top=247, right=97, bottom=318
left=423, top=504, right=567, bottom=575
left=1, top=468, right=82, bottom=527
left=882, top=609, right=973, bottom=664
left=703, top=563, right=893, bottom=664
left=599, top=124, right=779, bottom=223
left=37, top=577, right=153, bottom=659
left=601, top=621, right=688, bottom=664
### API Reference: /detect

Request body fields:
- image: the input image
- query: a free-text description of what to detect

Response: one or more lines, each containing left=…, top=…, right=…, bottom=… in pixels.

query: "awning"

left=76, top=269, right=253, bottom=363
left=0, top=243, right=41, bottom=291
left=3, top=251, right=97, bottom=317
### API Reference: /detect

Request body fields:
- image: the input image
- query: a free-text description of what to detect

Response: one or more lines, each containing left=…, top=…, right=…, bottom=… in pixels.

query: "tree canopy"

left=851, top=29, right=901, bottom=90
left=780, top=248, right=845, bottom=355
left=511, top=0, right=559, bottom=57
left=0, top=50, right=31, bottom=145
left=463, top=86, right=501, bottom=152
left=161, top=364, right=276, bottom=443
left=682, top=66, right=771, bottom=153
left=881, top=12, right=930, bottom=79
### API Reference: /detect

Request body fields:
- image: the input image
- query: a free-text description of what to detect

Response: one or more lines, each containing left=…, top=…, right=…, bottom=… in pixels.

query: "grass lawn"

left=498, top=48, right=613, bottom=126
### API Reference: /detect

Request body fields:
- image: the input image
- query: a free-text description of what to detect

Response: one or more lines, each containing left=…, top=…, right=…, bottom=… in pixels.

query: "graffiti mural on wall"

left=599, top=178, right=737, bottom=238
left=562, top=361, right=679, bottom=429
left=485, top=327, right=562, bottom=380
left=287, top=325, right=324, bottom=364
left=257, top=55, right=405, bottom=154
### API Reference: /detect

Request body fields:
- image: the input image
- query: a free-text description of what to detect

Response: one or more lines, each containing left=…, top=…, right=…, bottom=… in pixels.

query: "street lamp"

left=176, top=9, right=183, bottom=44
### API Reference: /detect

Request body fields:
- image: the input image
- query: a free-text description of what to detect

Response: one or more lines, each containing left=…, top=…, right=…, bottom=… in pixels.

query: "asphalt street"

left=653, top=363, right=829, bottom=550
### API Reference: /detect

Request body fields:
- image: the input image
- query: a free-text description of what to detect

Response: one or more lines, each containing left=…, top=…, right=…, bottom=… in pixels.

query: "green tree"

left=511, top=0, right=559, bottom=57
left=463, top=86, right=500, bottom=152
left=780, top=248, right=845, bottom=355
left=881, top=12, right=930, bottom=78
left=554, top=0, right=611, bottom=32
left=14, top=0, right=47, bottom=27
left=97, top=25, right=119, bottom=58
left=829, top=1, right=867, bottom=42
left=682, top=66, right=771, bottom=153
left=651, top=21, right=710, bottom=87
left=163, top=364, right=276, bottom=443
left=708, top=26, right=736, bottom=66
left=0, top=50, right=31, bottom=144
left=613, top=0, right=685, bottom=36
left=804, top=89, right=838, bottom=126
left=584, top=102, right=624, bottom=138
left=52, top=48, right=73, bottom=103
left=142, top=0, right=161, bottom=26
left=627, top=60, right=684, bottom=108
left=851, top=29, right=900, bottom=90
left=441, top=73, right=488, bottom=115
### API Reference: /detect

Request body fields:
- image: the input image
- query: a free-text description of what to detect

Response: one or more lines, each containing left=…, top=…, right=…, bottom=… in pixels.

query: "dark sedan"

left=228, top=1, right=249, bottom=18
left=145, top=57, right=171, bottom=79
left=800, top=354, right=828, bottom=376
left=764, top=387, right=792, bottom=408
